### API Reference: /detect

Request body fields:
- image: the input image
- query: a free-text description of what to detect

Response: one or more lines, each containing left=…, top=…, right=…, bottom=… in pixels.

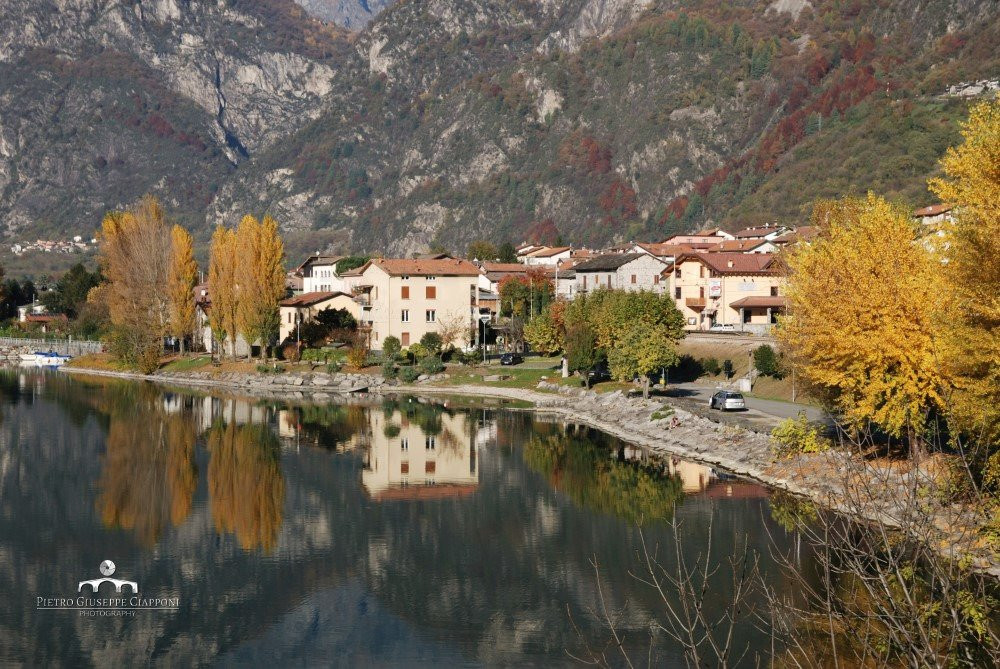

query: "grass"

left=64, top=353, right=125, bottom=371
left=160, top=355, right=212, bottom=373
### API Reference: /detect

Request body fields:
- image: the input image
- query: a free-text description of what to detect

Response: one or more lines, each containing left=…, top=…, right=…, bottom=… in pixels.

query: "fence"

left=0, top=336, right=103, bottom=356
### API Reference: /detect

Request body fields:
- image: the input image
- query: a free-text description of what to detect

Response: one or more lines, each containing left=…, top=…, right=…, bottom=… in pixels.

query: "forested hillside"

left=0, top=0, right=997, bottom=267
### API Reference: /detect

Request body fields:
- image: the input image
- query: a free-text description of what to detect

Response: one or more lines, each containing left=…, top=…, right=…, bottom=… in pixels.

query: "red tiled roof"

left=527, top=246, right=571, bottom=257
left=732, top=226, right=782, bottom=238
left=371, top=258, right=481, bottom=277
left=913, top=203, right=954, bottom=217
left=25, top=313, right=68, bottom=323
left=279, top=291, right=351, bottom=307
left=707, top=239, right=770, bottom=252
left=635, top=242, right=692, bottom=257
left=480, top=262, right=527, bottom=272
left=673, top=252, right=780, bottom=275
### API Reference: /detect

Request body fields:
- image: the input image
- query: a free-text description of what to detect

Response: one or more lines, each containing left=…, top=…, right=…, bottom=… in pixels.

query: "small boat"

left=20, top=351, right=71, bottom=366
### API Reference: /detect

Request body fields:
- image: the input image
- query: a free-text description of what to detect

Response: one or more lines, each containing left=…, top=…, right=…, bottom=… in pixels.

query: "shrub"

left=256, top=363, right=285, bottom=374
left=381, top=360, right=397, bottom=379
left=723, top=359, right=734, bottom=378
left=399, top=366, right=420, bottom=383
left=382, top=335, right=401, bottom=360
left=753, top=345, right=781, bottom=378
left=281, top=342, right=301, bottom=362
left=702, top=357, right=721, bottom=376
left=457, top=349, right=482, bottom=366
left=671, top=354, right=703, bottom=382
left=407, top=342, right=428, bottom=361
left=771, top=413, right=832, bottom=459
left=326, top=361, right=342, bottom=374
left=419, top=356, right=445, bottom=374
left=420, top=331, right=443, bottom=355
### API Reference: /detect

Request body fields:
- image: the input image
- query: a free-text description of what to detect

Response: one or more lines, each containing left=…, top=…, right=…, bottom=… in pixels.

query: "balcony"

left=685, top=297, right=707, bottom=309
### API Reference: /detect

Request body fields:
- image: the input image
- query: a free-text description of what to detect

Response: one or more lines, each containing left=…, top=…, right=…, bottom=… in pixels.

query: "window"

left=401, top=309, right=409, bottom=323
left=425, top=286, right=436, bottom=299
left=425, top=461, right=436, bottom=474
left=401, top=274, right=410, bottom=280
left=401, top=286, right=410, bottom=299
left=770, top=286, right=779, bottom=297
left=653, top=275, right=660, bottom=285
left=401, top=437, right=408, bottom=451
left=631, top=274, right=637, bottom=284
left=699, top=266, right=705, bottom=278
left=699, top=286, right=705, bottom=298
left=401, top=462, right=409, bottom=474
left=675, top=267, right=682, bottom=278
left=426, top=310, right=436, bottom=323
left=401, top=332, right=410, bottom=346
left=582, top=276, right=587, bottom=290
left=425, top=436, right=436, bottom=450
left=675, top=287, right=682, bottom=299
left=426, top=275, right=436, bottom=280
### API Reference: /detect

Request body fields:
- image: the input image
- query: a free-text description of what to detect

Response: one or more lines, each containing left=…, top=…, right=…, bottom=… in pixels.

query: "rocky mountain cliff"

left=0, top=0, right=997, bottom=265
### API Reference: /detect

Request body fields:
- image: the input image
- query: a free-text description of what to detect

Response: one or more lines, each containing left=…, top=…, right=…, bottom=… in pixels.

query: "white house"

left=522, top=246, right=572, bottom=266
left=297, top=254, right=347, bottom=293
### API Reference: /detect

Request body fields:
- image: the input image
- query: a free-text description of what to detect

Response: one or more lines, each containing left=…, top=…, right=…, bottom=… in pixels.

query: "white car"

left=709, top=391, right=746, bottom=411
left=709, top=323, right=736, bottom=332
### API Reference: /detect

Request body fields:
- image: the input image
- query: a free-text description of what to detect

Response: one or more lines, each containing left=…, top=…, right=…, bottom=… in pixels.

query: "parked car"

left=709, top=390, right=746, bottom=411
left=586, top=361, right=611, bottom=383
left=709, top=323, right=736, bottom=332
left=500, top=352, right=523, bottom=366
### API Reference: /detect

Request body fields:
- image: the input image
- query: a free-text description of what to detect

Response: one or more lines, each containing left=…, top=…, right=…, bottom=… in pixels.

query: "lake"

left=0, top=370, right=809, bottom=666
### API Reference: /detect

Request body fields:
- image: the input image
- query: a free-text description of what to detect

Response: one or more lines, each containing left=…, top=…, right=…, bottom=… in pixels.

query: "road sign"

left=479, top=314, right=491, bottom=323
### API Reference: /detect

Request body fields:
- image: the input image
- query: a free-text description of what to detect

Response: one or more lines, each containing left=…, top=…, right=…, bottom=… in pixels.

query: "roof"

left=526, top=245, right=571, bottom=257
left=693, top=228, right=724, bottom=236
left=295, top=253, right=344, bottom=273
left=732, top=226, right=786, bottom=239
left=707, top=239, right=771, bottom=252
left=279, top=291, right=351, bottom=308
left=340, top=265, right=366, bottom=277
left=25, top=313, right=67, bottom=322
left=674, top=252, right=780, bottom=275
left=771, top=226, right=819, bottom=245
left=573, top=253, right=659, bottom=271
left=480, top=262, right=527, bottom=273
left=635, top=242, right=692, bottom=257
left=913, top=203, right=954, bottom=217
left=369, top=258, right=481, bottom=277
left=729, top=296, right=789, bottom=309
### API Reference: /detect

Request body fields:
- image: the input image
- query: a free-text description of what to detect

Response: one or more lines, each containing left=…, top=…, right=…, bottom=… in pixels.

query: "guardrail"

left=0, top=336, right=103, bottom=356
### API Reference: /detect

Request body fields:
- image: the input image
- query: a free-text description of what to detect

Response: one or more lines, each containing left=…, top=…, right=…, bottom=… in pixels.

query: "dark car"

left=586, top=361, right=611, bottom=383
left=500, top=352, right=523, bottom=366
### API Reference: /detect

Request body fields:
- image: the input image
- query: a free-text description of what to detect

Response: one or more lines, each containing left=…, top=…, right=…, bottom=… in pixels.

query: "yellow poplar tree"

left=928, top=98, right=1000, bottom=451
left=99, top=194, right=172, bottom=372
left=207, top=225, right=239, bottom=360
left=167, top=225, right=198, bottom=354
left=235, top=214, right=286, bottom=359
left=778, top=194, right=947, bottom=452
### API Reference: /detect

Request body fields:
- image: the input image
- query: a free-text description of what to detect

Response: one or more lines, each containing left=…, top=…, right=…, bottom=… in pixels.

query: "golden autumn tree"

left=207, top=420, right=284, bottom=552
left=778, top=194, right=947, bottom=453
left=235, top=214, right=286, bottom=359
left=167, top=225, right=198, bottom=354
left=99, top=194, right=172, bottom=372
left=207, top=224, right=239, bottom=360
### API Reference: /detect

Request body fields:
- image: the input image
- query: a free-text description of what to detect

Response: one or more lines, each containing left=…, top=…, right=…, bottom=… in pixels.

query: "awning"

left=729, top=296, right=789, bottom=309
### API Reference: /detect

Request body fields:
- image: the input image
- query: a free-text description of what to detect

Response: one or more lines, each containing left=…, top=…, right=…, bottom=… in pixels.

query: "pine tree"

left=167, top=225, right=197, bottom=354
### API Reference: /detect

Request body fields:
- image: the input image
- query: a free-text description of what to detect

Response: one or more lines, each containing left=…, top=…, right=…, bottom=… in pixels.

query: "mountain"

left=0, top=0, right=997, bottom=268
left=295, top=0, right=396, bottom=30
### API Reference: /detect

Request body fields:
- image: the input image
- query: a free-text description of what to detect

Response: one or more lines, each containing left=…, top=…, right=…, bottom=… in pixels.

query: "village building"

left=192, top=285, right=251, bottom=357
left=706, top=239, right=778, bottom=254
left=297, top=254, right=347, bottom=293
left=730, top=224, right=790, bottom=241
left=353, top=257, right=481, bottom=350
left=278, top=291, right=360, bottom=342
left=913, top=203, right=956, bottom=226
left=572, top=253, right=669, bottom=295
left=667, top=252, right=786, bottom=333
left=522, top=245, right=572, bottom=266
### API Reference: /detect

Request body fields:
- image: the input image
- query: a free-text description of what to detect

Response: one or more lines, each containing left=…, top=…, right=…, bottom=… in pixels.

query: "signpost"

left=479, top=314, right=491, bottom=364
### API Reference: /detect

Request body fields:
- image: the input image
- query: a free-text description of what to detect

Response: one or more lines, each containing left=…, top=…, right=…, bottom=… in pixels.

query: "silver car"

left=709, top=391, right=746, bottom=411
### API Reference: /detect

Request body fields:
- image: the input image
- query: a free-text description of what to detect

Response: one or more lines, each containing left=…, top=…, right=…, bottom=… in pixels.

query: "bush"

left=753, top=345, right=781, bottom=378
left=399, top=366, right=420, bottom=383
left=702, top=357, right=721, bottom=375
left=381, top=360, right=397, bottom=379
left=419, top=356, right=445, bottom=374
left=256, top=363, right=285, bottom=374
left=723, top=359, right=734, bottom=378
left=382, top=335, right=401, bottom=360
left=326, top=361, right=342, bottom=374
left=671, top=354, right=703, bottom=382
left=771, top=413, right=832, bottom=458
left=420, top=331, right=443, bottom=355
left=407, top=342, right=429, bottom=360
left=281, top=342, right=301, bottom=362
left=457, top=349, right=482, bottom=365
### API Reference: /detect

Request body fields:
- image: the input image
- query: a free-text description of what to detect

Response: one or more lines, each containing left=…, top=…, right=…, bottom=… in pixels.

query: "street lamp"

left=480, top=314, right=491, bottom=364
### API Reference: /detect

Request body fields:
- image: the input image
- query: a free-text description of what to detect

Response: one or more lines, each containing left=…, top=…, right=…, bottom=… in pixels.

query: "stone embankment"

left=0, top=344, right=32, bottom=364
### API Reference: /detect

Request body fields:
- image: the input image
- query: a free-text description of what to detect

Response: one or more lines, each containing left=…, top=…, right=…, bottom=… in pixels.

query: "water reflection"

left=0, top=369, right=795, bottom=666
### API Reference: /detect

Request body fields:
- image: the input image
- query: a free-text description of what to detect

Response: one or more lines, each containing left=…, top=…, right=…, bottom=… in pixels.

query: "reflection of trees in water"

left=96, top=411, right=197, bottom=546
left=523, top=431, right=684, bottom=526
left=207, top=421, right=285, bottom=552
left=294, top=403, right=368, bottom=448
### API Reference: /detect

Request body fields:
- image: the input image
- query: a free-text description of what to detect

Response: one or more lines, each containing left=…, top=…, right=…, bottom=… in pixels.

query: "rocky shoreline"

left=60, top=364, right=999, bottom=577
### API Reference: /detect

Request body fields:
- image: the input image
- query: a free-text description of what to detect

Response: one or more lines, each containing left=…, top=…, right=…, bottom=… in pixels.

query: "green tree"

left=753, top=344, right=781, bottom=377
left=40, top=263, right=102, bottom=318
left=420, top=331, right=443, bottom=355
left=336, top=256, right=369, bottom=274
left=566, top=323, right=601, bottom=388
left=607, top=323, right=681, bottom=398
left=497, top=242, right=518, bottom=263
left=466, top=240, right=498, bottom=261
left=382, top=335, right=401, bottom=359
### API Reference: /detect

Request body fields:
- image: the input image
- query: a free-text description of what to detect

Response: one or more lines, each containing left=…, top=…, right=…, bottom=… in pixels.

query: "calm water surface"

left=0, top=370, right=809, bottom=666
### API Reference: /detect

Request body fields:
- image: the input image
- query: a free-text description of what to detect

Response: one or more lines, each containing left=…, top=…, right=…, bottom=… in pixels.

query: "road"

left=668, top=381, right=829, bottom=426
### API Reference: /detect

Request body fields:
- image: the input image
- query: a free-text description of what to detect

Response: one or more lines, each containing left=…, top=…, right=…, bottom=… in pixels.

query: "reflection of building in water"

left=196, top=396, right=273, bottom=432
left=362, top=406, right=481, bottom=500
left=666, top=457, right=769, bottom=498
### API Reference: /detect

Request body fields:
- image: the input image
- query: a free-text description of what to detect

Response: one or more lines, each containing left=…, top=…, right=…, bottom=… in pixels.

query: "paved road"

left=668, top=381, right=829, bottom=425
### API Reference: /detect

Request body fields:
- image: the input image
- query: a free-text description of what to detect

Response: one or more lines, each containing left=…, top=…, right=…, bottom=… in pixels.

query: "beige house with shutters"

left=354, top=257, right=481, bottom=350
left=667, top=252, right=786, bottom=333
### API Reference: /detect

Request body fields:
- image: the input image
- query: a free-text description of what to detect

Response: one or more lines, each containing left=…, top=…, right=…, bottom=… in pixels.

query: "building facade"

left=278, top=291, right=361, bottom=342
left=573, top=253, right=669, bottom=295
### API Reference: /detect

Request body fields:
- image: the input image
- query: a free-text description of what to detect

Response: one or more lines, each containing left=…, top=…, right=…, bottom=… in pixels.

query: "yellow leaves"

left=207, top=224, right=239, bottom=356
left=779, top=194, right=947, bottom=439
left=167, top=224, right=198, bottom=344
left=235, top=214, right=286, bottom=354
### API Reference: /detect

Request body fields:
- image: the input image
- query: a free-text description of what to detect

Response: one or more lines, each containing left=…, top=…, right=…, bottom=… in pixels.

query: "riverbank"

left=60, top=360, right=1000, bottom=576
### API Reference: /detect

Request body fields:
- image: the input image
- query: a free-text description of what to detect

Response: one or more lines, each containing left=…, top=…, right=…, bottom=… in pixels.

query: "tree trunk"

left=643, top=377, right=650, bottom=400
left=180, top=337, right=186, bottom=355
